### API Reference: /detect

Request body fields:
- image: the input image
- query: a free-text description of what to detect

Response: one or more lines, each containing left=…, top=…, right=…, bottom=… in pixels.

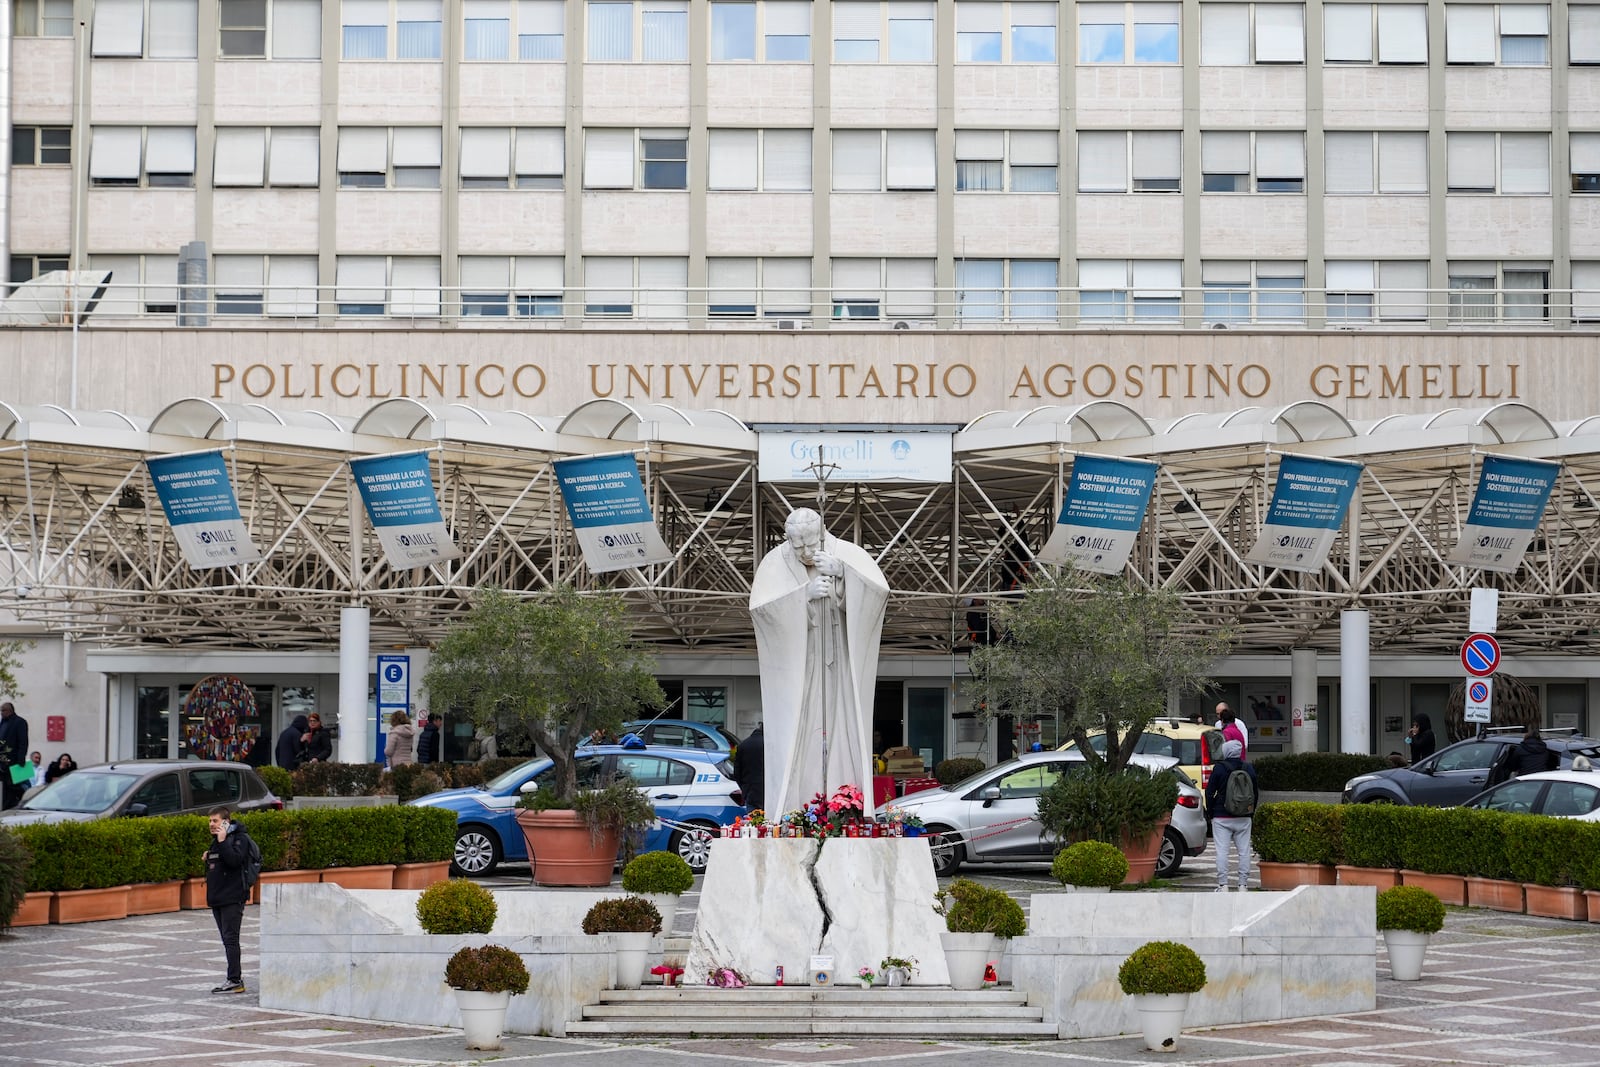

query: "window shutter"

left=1500, top=132, right=1549, bottom=193
left=1446, top=5, right=1495, bottom=62
left=1377, top=4, right=1427, bottom=61
left=145, top=127, right=196, bottom=174
left=336, top=256, right=386, bottom=303
left=638, top=257, right=688, bottom=320
left=214, top=128, right=266, bottom=185
left=1377, top=260, right=1427, bottom=319
left=343, top=0, right=388, bottom=24
left=1078, top=260, right=1129, bottom=288
left=338, top=127, right=389, bottom=172
left=765, top=1, right=810, bottom=35
left=831, top=258, right=881, bottom=297
left=90, top=127, right=143, bottom=179
left=1376, top=131, right=1427, bottom=192
left=267, top=128, right=320, bottom=185
left=1326, top=260, right=1375, bottom=289
left=1254, top=5, right=1304, bottom=62
left=1324, top=132, right=1374, bottom=193
left=1200, top=5, right=1250, bottom=64
left=461, top=128, right=512, bottom=178
left=762, top=258, right=812, bottom=312
left=274, top=0, right=323, bottom=56
left=144, top=255, right=179, bottom=307
left=514, top=256, right=564, bottom=291
left=516, top=127, right=564, bottom=176
left=1009, top=130, right=1058, bottom=165
left=214, top=256, right=265, bottom=291
left=832, top=130, right=882, bottom=190
left=1202, top=260, right=1250, bottom=282
left=520, top=0, right=564, bottom=32
left=391, top=257, right=442, bottom=317
left=1132, top=260, right=1181, bottom=297
left=396, top=0, right=440, bottom=20
left=584, top=129, right=635, bottom=187
left=1132, top=131, right=1179, bottom=179
left=460, top=256, right=511, bottom=290
left=1498, top=6, right=1547, bottom=35
left=266, top=256, right=319, bottom=316
left=1324, top=4, right=1372, bottom=61
left=1573, top=261, right=1600, bottom=320
left=1574, top=6, right=1600, bottom=62
left=885, top=258, right=935, bottom=317
left=957, top=2, right=1003, bottom=31
left=956, top=129, right=1005, bottom=159
left=392, top=127, right=441, bottom=166
left=886, top=130, right=935, bottom=189
left=92, top=0, right=145, bottom=56
left=1256, top=131, right=1304, bottom=178
left=833, top=2, right=880, bottom=40
left=1446, top=132, right=1496, bottom=189
left=708, top=129, right=759, bottom=189
left=1078, top=131, right=1127, bottom=191
left=709, top=257, right=757, bottom=307
left=149, top=0, right=198, bottom=57
left=1573, top=132, right=1600, bottom=174
left=762, top=129, right=812, bottom=190
left=1011, top=2, right=1054, bottom=27
left=464, top=0, right=511, bottom=16
left=1202, top=131, right=1250, bottom=172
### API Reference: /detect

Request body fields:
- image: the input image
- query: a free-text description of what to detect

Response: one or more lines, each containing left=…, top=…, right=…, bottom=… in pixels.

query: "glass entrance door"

left=906, top=686, right=947, bottom=774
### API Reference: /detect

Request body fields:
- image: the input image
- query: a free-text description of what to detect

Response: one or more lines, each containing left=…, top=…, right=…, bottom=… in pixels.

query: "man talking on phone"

left=204, top=807, right=256, bottom=994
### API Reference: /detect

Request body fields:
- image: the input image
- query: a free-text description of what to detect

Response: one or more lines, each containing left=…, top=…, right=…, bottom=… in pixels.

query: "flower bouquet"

left=651, top=963, right=685, bottom=987
left=707, top=966, right=748, bottom=988
left=856, top=966, right=876, bottom=988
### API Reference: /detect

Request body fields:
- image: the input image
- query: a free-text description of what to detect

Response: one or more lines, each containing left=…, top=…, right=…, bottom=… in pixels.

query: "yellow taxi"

left=1058, top=718, right=1215, bottom=796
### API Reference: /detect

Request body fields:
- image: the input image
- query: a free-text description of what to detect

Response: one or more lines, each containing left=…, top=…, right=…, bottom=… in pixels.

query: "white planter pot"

left=940, top=931, right=995, bottom=991
left=610, top=930, right=654, bottom=989
left=453, top=988, right=512, bottom=1051
left=1382, top=929, right=1431, bottom=982
left=886, top=967, right=909, bottom=987
left=1131, top=992, right=1191, bottom=1053
left=644, top=893, right=678, bottom=937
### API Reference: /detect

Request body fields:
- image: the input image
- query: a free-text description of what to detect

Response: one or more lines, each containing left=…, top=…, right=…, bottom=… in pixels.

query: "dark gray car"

left=0, top=759, right=282, bottom=826
left=1343, top=733, right=1600, bottom=806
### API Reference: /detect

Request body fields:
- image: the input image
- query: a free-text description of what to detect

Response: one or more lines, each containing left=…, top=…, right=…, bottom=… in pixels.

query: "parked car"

left=1343, top=732, right=1600, bottom=806
left=892, top=750, right=1207, bottom=879
left=583, top=719, right=740, bottom=756
left=0, top=759, right=282, bottom=826
left=1461, top=767, right=1600, bottom=820
left=1061, top=719, right=1211, bottom=793
left=411, top=742, right=745, bottom=876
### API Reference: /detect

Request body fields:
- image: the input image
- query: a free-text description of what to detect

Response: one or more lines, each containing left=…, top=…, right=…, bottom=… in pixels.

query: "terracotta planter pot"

left=1524, top=885, right=1587, bottom=921
left=392, top=860, right=451, bottom=890
left=253, top=869, right=322, bottom=903
left=1584, top=890, right=1600, bottom=923
left=12, top=891, right=53, bottom=927
left=127, top=880, right=182, bottom=916
left=1258, top=861, right=1337, bottom=889
left=515, top=809, right=621, bottom=887
left=1465, top=876, right=1525, bottom=913
left=1337, top=865, right=1400, bottom=890
left=1118, top=815, right=1171, bottom=885
left=51, top=885, right=131, bottom=924
left=1401, top=871, right=1467, bottom=906
left=180, top=877, right=209, bottom=910
left=320, top=864, right=397, bottom=890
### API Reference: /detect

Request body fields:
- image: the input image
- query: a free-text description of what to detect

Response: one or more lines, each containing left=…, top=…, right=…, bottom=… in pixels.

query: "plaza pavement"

left=5, top=854, right=1600, bottom=1067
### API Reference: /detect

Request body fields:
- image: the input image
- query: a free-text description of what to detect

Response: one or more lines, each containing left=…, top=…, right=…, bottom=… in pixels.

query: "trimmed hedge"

left=1340, top=804, right=1406, bottom=869
left=1253, top=753, right=1391, bottom=793
left=1253, top=802, right=1343, bottom=865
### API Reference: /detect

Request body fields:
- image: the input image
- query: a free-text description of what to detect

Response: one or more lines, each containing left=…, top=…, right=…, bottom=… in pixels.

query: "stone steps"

left=566, top=986, right=1055, bottom=1038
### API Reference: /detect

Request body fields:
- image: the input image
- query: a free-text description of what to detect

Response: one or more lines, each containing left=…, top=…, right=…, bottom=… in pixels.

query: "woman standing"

left=385, top=710, right=417, bottom=767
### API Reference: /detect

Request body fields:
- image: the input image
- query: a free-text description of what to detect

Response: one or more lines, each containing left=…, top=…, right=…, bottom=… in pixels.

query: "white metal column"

left=1290, top=647, right=1319, bottom=753
left=338, top=606, right=370, bottom=763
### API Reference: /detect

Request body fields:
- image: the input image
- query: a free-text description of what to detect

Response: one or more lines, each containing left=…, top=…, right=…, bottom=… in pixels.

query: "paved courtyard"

left=4, top=856, right=1600, bottom=1067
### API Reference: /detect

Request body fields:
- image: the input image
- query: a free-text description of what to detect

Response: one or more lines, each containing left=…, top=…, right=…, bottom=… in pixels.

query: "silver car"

left=895, top=750, right=1208, bottom=879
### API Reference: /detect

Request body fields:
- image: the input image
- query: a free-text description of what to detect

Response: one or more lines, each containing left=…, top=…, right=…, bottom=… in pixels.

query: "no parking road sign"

left=1465, top=678, right=1493, bottom=724
left=1461, top=633, right=1501, bottom=677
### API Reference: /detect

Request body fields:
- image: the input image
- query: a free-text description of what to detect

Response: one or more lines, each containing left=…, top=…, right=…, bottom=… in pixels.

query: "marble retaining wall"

left=1011, top=886, right=1377, bottom=1039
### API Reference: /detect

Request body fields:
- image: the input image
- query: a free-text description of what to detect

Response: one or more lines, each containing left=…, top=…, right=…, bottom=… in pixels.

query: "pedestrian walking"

left=1204, top=739, right=1259, bottom=892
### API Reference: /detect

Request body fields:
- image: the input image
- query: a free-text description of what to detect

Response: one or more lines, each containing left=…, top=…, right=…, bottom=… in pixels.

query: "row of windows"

left=72, top=124, right=1600, bottom=195
left=43, top=0, right=1600, bottom=66
left=16, top=252, right=1600, bottom=324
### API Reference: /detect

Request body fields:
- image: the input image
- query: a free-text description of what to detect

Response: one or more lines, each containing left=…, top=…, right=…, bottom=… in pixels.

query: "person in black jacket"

left=734, top=723, right=765, bottom=811
left=1203, top=739, right=1260, bottom=892
left=43, top=753, right=78, bottom=784
left=1407, top=713, right=1436, bottom=765
left=275, top=715, right=309, bottom=770
left=415, top=712, right=441, bottom=764
left=1509, top=726, right=1558, bottom=776
left=0, top=702, right=30, bottom=810
left=204, top=806, right=255, bottom=994
left=299, top=713, right=333, bottom=764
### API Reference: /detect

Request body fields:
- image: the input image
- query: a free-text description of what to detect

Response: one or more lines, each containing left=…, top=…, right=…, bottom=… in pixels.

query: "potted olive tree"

left=620, top=850, right=695, bottom=936
left=425, top=585, right=666, bottom=887
left=444, top=945, right=530, bottom=1050
left=1118, top=940, right=1208, bottom=1053
left=583, top=895, right=664, bottom=989
left=934, top=878, right=1026, bottom=990
left=1376, top=885, right=1445, bottom=981
left=1052, top=840, right=1129, bottom=892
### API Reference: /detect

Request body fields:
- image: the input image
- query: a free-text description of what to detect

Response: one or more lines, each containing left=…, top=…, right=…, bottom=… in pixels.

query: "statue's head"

left=785, top=508, right=824, bottom=565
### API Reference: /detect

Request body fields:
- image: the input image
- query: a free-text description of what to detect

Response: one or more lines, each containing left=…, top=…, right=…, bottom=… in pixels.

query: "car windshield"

left=484, top=759, right=546, bottom=793
left=24, top=771, right=141, bottom=813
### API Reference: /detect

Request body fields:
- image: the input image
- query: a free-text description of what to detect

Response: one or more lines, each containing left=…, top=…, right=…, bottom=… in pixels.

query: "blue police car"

left=410, top=741, right=746, bottom=876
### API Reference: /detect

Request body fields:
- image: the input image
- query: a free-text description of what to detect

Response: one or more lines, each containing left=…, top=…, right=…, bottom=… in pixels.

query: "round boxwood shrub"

left=0, top=827, right=33, bottom=932
left=621, top=850, right=694, bottom=895
left=935, top=877, right=1026, bottom=938
left=444, top=944, right=529, bottom=994
left=257, top=765, right=294, bottom=801
left=1118, top=940, right=1207, bottom=996
left=935, top=757, right=987, bottom=786
left=417, top=878, right=498, bottom=934
left=582, top=895, right=663, bottom=935
left=1375, top=885, right=1445, bottom=934
left=1052, top=840, right=1129, bottom=887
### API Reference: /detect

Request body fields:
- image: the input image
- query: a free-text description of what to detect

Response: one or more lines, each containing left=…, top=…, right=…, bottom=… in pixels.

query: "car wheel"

left=1155, top=826, right=1184, bottom=879
left=670, top=821, right=717, bottom=873
left=927, top=824, right=964, bottom=877
left=452, top=825, right=501, bottom=877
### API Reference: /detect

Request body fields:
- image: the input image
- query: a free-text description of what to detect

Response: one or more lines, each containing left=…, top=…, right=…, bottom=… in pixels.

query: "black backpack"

left=241, top=831, right=263, bottom=889
left=1222, top=765, right=1256, bottom=817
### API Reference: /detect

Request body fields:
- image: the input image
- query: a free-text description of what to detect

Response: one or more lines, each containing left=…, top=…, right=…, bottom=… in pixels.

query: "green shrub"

left=1576, top=823, right=1600, bottom=891
left=621, top=850, right=695, bottom=895
left=1117, top=941, right=1207, bottom=996
left=582, top=895, right=663, bottom=935
left=444, top=944, right=529, bottom=994
left=238, top=809, right=296, bottom=873
left=935, top=878, right=1026, bottom=938
left=1394, top=807, right=1470, bottom=875
left=1252, top=753, right=1391, bottom=793
left=378, top=764, right=450, bottom=803
left=291, top=762, right=383, bottom=798
left=257, top=765, right=294, bottom=800
left=0, top=827, right=33, bottom=931
left=1252, top=802, right=1343, bottom=865
left=935, top=757, right=987, bottom=786
left=1038, top=768, right=1179, bottom=846
left=1452, top=808, right=1514, bottom=880
left=1051, top=840, right=1129, bottom=887
left=1340, top=804, right=1405, bottom=869
left=401, top=806, right=458, bottom=863
left=1376, top=885, right=1445, bottom=933
left=1503, top=813, right=1590, bottom=887
left=417, top=878, right=498, bottom=934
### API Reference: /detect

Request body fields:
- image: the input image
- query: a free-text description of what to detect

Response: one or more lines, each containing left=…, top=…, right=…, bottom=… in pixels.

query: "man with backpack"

left=1204, top=739, right=1259, bottom=892
left=204, top=806, right=261, bottom=994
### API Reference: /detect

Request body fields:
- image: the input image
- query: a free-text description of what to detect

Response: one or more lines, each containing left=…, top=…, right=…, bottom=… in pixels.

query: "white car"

left=894, top=750, right=1208, bottom=879
left=1460, top=767, right=1600, bottom=820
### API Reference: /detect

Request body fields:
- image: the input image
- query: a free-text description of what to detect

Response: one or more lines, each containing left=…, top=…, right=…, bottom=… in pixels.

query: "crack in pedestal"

left=803, top=839, right=833, bottom=950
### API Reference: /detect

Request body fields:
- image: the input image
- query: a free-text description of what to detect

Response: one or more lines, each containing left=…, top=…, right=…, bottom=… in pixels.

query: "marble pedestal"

left=685, top=837, right=948, bottom=986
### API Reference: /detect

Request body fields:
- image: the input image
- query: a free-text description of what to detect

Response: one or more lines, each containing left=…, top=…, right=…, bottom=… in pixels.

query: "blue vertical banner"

left=146, top=451, right=263, bottom=569
left=554, top=452, right=674, bottom=573
left=1037, top=455, right=1159, bottom=574
left=1246, top=454, right=1364, bottom=573
left=349, top=451, right=461, bottom=569
left=1448, top=455, right=1560, bottom=572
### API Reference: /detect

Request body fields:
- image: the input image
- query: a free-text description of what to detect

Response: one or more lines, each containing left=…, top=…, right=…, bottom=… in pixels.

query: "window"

left=213, top=127, right=320, bottom=186
left=956, top=2, right=1057, bottom=62
left=1323, top=4, right=1427, bottom=63
left=214, top=255, right=317, bottom=315
left=1324, top=260, right=1428, bottom=322
left=956, top=130, right=1057, bottom=191
left=336, top=255, right=441, bottom=316
left=89, top=253, right=181, bottom=315
left=831, top=259, right=935, bottom=321
left=131, top=774, right=183, bottom=816
left=763, top=0, right=810, bottom=58
left=12, top=126, right=71, bottom=166
left=337, top=127, right=442, bottom=188
left=588, top=0, right=687, bottom=60
left=833, top=1, right=934, bottom=62
left=955, top=259, right=1058, bottom=321
left=1543, top=781, right=1600, bottom=817
left=1448, top=261, right=1548, bottom=322
left=14, top=0, right=74, bottom=36
left=707, top=129, right=811, bottom=190
left=464, top=0, right=564, bottom=59
left=1322, top=131, right=1427, bottom=193
left=89, top=127, right=196, bottom=188
left=1079, top=260, right=1181, bottom=322
left=1199, top=4, right=1305, bottom=64
left=707, top=257, right=812, bottom=317
left=220, top=0, right=321, bottom=58
left=8, top=254, right=70, bottom=294
left=1575, top=7, right=1600, bottom=63
left=187, top=768, right=243, bottom=806
left=341, top=0, right=440, bottom=58
left=831, top=130, right=936, bottom=191
left=1201, top=130, right=1304, bottom=192
left=582, top=128, right=687, bottom=188
left=583, top=256, right=688, bottom=318
left=641, top=130, right=688, bottom=188
left=1575, top=262, right=1600, bottom=322
left=1446, top=131, right=1549, bottom=193
left=1572, top=133, right=1600, bottom=192
left=460, top=127, right=564, bottom=188
left=711, top=1, right=757, bottom=58
left=459, top=256, right=564, bottom=316
left=91, top=0, right=198, bottom=57
left=1446, top=5, right=1548, bottom=65
left=1079, top=3, right=1179, bottom=64
left=1077, top=130, right=1180, bottom=192
left=1202, top=261, right=1305, bottom=322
